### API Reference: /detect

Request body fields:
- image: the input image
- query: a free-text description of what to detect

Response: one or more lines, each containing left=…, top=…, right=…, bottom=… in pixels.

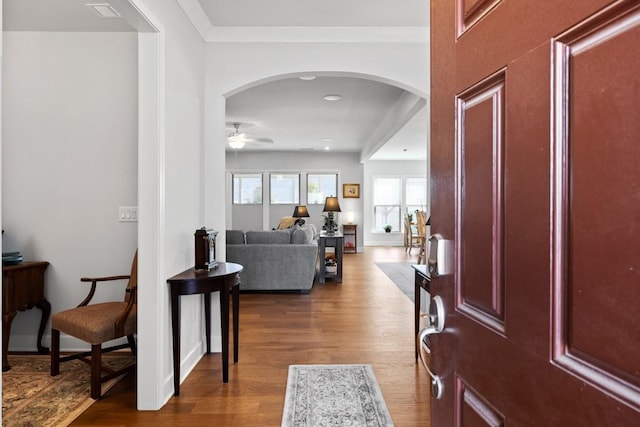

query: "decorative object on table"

left=195, top=227, right=218, bottom=271
left=322, top=196, right=341, bottom=235
left=2, top=251, right=22, bottom=265
left=342, top=183, right=360, bottom=198
left=383, top=225, right=392, bottom=233
left=291, top=205, right=310, bottom=226
left=346, top=211, right=354, bottom=224
left=282, top=364, right=394, bottom=427
left=325, top=254, right=338, bottom=274
left=2, top=354, right=134, bottom=427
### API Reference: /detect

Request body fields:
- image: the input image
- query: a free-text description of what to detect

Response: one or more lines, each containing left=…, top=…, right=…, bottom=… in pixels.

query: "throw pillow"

left=277, top=216, right=297, bottom=230
left=291, top=226, right=313, bottom=244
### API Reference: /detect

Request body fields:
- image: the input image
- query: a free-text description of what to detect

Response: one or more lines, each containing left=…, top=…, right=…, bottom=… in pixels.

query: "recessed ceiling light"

left=324, top=146, right=331, bottom=151
left=86, top=3, right=121, bottom=18
left=299, top=75, right=316, bottom=81
left=323, top=94, right=342, bottom=101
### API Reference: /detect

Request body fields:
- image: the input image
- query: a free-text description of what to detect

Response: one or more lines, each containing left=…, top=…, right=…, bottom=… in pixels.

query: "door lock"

left=428, top=234, right=453, bottom=277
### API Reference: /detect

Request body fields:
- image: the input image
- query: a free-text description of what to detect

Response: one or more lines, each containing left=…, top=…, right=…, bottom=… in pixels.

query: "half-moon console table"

left=167, top=262, right=243, bottom=396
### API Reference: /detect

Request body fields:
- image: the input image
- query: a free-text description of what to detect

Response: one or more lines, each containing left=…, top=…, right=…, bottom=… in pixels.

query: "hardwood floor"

left=72, top=246, right=431, bottom=426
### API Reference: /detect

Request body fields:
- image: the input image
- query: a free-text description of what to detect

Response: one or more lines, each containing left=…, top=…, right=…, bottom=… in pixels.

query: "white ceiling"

left=3, top=0, right=429, bottom=160
left=198, top=0, right=429, bottom=27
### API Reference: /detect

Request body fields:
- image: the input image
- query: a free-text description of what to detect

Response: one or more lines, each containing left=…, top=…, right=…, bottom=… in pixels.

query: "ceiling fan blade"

left=245, top=137, right=274, bottom=144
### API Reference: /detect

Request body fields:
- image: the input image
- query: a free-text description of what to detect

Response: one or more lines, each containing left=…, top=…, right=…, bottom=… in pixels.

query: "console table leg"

left=2, top=312, right=16, bottom=372
left=232, top=282, right=239, bottom=364
left=36, top=299, right=51, bottom=354
left=415, top=282, right=420, bottom=360
left=220, top=287, right=229, bottom=383
left=204, top=292, right=212, bottom=354
left=171, top=290, right=181, bottom=396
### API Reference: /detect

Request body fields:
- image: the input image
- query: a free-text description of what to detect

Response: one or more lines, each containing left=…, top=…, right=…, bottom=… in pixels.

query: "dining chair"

left=50, top=251, right=137, bottom=399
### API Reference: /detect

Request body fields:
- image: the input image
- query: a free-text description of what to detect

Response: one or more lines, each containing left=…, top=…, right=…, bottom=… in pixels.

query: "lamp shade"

left=322, top=196, right=341, bottom=212
left=292, top=205, right=310, bottom=218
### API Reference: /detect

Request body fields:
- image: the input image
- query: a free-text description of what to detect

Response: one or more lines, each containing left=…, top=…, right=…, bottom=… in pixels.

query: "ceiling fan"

left=227, top=122, right=273, bottom=149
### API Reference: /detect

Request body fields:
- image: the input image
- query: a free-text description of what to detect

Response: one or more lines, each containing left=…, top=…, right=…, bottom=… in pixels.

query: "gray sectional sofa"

left=225, top=225, right=319, bottom=292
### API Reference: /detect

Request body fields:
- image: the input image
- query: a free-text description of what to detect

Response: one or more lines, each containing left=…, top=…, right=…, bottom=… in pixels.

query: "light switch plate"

left=118, top=206, right=138, bottom=222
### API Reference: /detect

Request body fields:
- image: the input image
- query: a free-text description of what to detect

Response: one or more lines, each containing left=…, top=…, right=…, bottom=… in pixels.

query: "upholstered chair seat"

left=52, top=302, right=137, bottom=344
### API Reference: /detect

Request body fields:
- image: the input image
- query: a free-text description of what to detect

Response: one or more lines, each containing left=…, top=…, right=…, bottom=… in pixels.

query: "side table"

left=318, top=232, right=343, bottom=283
left=167, top=262, right=243, bottom=396
left=2, top=261, right=51, bottom=371
left=412, top=264, right=430, bottom=360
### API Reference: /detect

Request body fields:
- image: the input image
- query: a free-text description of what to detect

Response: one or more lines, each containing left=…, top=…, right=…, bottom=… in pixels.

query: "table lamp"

left=292, top=205, right=310, bottom=225
left=322, top=196, right=341, bottom=235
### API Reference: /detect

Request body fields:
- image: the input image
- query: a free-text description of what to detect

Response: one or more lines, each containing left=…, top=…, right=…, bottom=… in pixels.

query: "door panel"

left=456, top=71, right=506, bottom=331
left=552, top=1, right=640, bottom=405
left=457, top=379, right=504, bottom=427
left=429, top=0, right=640, bottom=424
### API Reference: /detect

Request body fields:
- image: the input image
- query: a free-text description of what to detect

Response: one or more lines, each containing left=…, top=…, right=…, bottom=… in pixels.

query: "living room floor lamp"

left=322, top=196, right=341, bottom=235
left=292, top=205, right=310, bottom=225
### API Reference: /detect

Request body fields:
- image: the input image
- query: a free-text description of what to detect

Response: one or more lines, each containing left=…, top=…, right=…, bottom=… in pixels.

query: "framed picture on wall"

left=343, top=183, right=360, bottom=198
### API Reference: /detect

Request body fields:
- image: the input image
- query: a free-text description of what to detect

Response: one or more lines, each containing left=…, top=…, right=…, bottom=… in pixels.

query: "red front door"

left=428, top=0, right=640, bottom=425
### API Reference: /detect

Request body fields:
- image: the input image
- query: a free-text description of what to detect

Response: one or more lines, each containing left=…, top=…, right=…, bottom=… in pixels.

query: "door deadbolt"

left=427, top=234, right=453, bottom=277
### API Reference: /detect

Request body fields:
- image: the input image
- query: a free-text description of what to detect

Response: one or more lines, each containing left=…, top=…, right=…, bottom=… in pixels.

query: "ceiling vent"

left=86, top=3, right=121, bottom=18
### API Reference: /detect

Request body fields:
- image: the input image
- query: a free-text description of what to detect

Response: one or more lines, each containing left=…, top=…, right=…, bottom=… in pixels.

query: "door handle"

left=428, top=234, right=453, bottom=277
left=417, top=295, right=445, bottom=399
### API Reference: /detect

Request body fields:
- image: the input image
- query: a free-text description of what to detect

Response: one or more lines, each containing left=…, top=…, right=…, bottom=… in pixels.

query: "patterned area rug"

left=282, top=364, right=394, bottom=427
left=2, top=354, right=134, bottom=427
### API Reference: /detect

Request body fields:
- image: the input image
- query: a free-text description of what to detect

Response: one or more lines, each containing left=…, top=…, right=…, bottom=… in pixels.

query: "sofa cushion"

left=291, top=226, right=314, bottom=244
left=245, top=230, right=291, bottom=244
left=226, top=230, right=245, bottom=245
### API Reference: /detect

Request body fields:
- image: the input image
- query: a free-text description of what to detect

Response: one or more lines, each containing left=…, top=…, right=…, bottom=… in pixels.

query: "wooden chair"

left=404, top=214, right=422, bottom=254
left=51, top=251, right=137, bottom=399
left=415, top=211, right=428, bottom=264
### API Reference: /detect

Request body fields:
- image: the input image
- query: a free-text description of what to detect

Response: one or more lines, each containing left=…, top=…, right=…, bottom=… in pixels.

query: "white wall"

left=2, top=32, right=138, bottom=349
left=133, top=0, right=207, bottom=409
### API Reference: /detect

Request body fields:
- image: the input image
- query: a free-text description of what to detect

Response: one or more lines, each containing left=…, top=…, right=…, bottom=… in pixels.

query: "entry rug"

left=282, top=364, right=394, bottom=427
left=2, top=354, right=134, bottom=427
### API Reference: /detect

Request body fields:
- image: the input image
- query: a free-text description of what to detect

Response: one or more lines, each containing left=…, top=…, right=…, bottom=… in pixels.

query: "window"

left=406, top=178, right=428, bottom=214
left=233, top=173, right=262, bottom=204
left=307, top=174, right=338, bottom=204
left=373, top=177, right=427, bottom=232
left=270, top=174, right=300, bottom=204
left=373, top=177, right=402, bottom=232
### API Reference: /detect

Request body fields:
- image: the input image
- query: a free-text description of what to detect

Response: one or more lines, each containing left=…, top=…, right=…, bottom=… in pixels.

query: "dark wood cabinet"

left=2, top=261, right=50, bottom=371
left=342, top=224, right=357, bottom=254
